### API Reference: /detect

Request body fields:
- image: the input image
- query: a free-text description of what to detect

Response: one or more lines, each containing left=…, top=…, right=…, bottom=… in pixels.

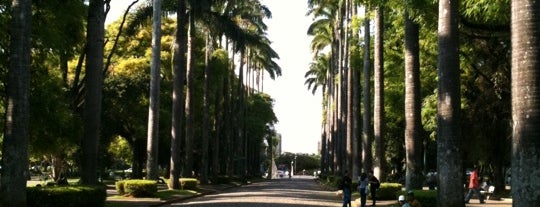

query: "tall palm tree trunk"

left=404, top=9, right=423, bottom=190
left=200, top=31, right=212, bottom=184
left=373, top=4, right=385, bottom=180
left=146, top=0, right=162, bottom=181
left=510, top=0, right=540, bottom=205
left=237, top=50, right=247, bottom=176
left=81, top=0, right=105, bottom=185
left=169, top=0, right=187, bottom=189
left=1, top=0, right=31, bottom=206
left=437, top=0, right=464, bottom=205
left=362, top=7, right=373, bottom=173
left=184, top=9, right=195, bottom=178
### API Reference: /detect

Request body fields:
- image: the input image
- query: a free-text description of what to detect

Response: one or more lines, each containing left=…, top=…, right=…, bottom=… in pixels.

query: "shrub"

left=115, top=180, right=125, bottom=195
left=27, top=185, right=106, bottom=207
left=122, top=180, right=157, bottom=197
left=180, top=178, right=199, bottom=190
left=399, top=190, right=437, bottom=206
left=211, top=175, right=231, bottom=184
left=373, top=183, right=403, bottom=200
left=326, top=175, right=340, bottom=188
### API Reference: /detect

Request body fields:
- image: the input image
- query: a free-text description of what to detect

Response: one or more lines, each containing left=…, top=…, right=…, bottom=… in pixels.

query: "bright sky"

left=260, top=0, right=322, bottom=154
left=107, top=0, right=322, bottom=154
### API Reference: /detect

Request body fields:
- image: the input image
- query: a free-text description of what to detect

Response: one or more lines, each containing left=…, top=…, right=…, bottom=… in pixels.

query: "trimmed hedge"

left=398, top=190, right=437, bottom=206
left=27, top=185, right=106, bottom=207
left=115, top=180, right=126, bottom=195
left=179, top=178, right=199, bottom=190
left=116, top=180, right=157, bottom=197
left=375, top=182, right=403, bottom=200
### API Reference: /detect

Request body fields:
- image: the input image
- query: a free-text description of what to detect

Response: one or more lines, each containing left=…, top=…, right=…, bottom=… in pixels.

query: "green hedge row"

left=397, top=190, right=437, bottom=206
left=374, top=183, right=403, bottom=200
left=27, top=185, right=106, bottom=207
left=115, top=180, right=157, bottom=197
left=179, top=178, right=198, bottom=190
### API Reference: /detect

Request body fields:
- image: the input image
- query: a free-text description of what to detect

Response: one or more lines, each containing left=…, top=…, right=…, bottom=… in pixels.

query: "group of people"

left=339, top=165, right=486, bottom=206
left=398, top=191, right=421, bottom=207
left=339, top=170, right=422, bottom=207
left=339, top=170, right=380, bottom=207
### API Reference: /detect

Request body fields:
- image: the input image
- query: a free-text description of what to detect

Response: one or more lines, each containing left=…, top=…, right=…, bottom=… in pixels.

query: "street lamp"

left=294, top=155, right=297, bottom=175
left=290, top=160, right=294, bottom=177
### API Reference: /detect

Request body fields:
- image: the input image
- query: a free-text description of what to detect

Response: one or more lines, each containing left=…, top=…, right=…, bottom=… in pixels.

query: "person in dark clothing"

left=339, top=170, right=352, bottom=207
left=357, top=172, right=369, bottom=207
left=368, top=170, right=380, bottom=206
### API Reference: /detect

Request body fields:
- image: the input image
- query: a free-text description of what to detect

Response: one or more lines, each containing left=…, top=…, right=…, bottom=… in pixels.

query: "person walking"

left=368, top=170, right=380, bottom=206
left=464, top=165, right=485, bottom=204
left=339, top=170, right=352, bottom=207
left=357, top=172, right=369, bottom=207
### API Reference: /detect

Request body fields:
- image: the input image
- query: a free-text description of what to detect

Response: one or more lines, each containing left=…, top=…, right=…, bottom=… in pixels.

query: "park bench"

left=480, top=185, right=495, bottom=200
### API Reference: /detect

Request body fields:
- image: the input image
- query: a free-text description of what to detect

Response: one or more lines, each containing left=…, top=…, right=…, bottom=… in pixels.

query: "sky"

left=107, top=0, right=322, bottom=154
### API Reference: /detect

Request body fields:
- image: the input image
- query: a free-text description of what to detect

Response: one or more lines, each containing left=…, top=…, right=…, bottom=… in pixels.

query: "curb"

left=149, top=183, right=243, bottom=207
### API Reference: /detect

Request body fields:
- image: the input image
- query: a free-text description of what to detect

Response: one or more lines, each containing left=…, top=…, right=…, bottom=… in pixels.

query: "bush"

left=27, top=185, right=106, bottom=207
left=326, top=175, right=340, bottom=188
left=211, top=175, right=231, bottom=184
left=115, top=180, right=126, bottom=195
left=373, top=183, right=403, bottom=200
left=179, top=178, right=199, bottom=190
left=399, top=190, right=437, bottom=206
left=121, top=180, right=157, bottom=197
left=124, top=180, right=158, bottom=197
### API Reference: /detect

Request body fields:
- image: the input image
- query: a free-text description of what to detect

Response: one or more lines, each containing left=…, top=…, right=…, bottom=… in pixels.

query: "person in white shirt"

left=357, top=172, right=369, bottom=207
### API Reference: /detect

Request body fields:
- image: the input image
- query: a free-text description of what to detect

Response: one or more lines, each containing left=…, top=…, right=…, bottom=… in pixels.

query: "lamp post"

left=294, top=155, right=297, bottom=175
left=290, top=161, right=294, bottom=177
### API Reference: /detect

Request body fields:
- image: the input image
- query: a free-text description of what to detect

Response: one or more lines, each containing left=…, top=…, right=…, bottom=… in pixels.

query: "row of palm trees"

left=304, top=0, right=539, bottom=206
left=1, top=0, right=281, bottom=206
left=110, top=0, right=283, bottom=188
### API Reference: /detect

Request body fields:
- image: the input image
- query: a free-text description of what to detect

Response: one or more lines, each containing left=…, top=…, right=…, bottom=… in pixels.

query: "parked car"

left=277, top=170, right=284, bottom=178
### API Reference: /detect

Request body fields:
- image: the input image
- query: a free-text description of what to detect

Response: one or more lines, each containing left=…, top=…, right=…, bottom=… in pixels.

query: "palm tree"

left=183, top=4, right=196, bottom=178
left=305, top=54, right=329, bottom=173
left=373, top=3, right=385, bottom=180
left=146, top=0, right=162, bottom=181
left=437, top=0, right=463, bottom=205
left=169, top=0, right=187, bottom=189
left=510, top=0, right=540, bottom=205
left=362, top=5, right=373, bottom=173
left=200, top=30, right=212, bottom=184
left=404, top=8, right=423, bottom=190
left=307, top=0, right=340, bottom=174
left=81, top=0, right=105, bottom=185
left=1, top=0, right=32, bottom=206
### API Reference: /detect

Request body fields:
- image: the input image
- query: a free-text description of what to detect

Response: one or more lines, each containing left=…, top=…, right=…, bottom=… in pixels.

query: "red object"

left=468, top=169, right=479, bottom=189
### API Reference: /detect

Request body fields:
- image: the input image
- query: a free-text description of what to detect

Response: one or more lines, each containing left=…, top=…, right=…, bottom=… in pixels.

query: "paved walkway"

left=105, top=176, right=513, bottom=207
left=29, top=177, right=513, bottom=207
